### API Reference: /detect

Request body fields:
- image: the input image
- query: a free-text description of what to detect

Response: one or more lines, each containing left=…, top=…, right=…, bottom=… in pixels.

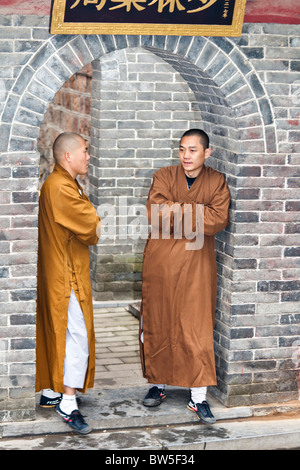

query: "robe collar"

left=53, top=163, right=84, bottom=198
left=53, top=162, right=76, bottom=182
left=178, top=163, right=207, bottom=200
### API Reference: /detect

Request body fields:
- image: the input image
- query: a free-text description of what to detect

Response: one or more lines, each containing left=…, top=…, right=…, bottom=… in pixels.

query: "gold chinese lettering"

left=70, top=0, right=99, bottom=9
left=148, top=0, right=185, bottom=13
left=223, top=0, right=230, bottom=18
left=187, top=0, right=218, bottom=13
left=96, top=0, right=107, bottom=10
left=109, top=0, right=146, bottom=11
left=69, top=0, right=221, bottom=12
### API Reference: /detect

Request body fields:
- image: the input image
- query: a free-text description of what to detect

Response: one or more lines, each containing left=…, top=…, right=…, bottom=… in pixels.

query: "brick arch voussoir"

left=5, top=35, right=107, bottom=153
left=139, top=35, right=275, bottom=155
left=5, top=33, right=276, bottom=155
left=184, top=36, right=277, bottom=154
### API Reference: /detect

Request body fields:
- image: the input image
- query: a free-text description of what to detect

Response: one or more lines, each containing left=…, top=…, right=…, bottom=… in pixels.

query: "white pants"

left=63, top=290, right=89, bottom=389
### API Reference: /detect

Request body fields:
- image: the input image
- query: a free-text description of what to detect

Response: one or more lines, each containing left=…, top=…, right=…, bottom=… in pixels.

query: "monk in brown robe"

left=36, top=132, right=101, bottom=434
left=140, top=129, right=230, bottom=424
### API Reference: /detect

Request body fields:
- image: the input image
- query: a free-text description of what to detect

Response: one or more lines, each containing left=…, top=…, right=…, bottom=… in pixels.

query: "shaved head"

left=180, top=129, right=210, bottom=150
left=53, top=132, right=85, bottom=164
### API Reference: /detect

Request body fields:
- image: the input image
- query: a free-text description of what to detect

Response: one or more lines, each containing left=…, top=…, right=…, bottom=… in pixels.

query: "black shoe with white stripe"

left=142, top=386, right=166, bottom=407
left=40, top=394, right=62, bottom=408
left=56, top=405, right=91, bottom=434
left=187, top=399, right=216, bottom=424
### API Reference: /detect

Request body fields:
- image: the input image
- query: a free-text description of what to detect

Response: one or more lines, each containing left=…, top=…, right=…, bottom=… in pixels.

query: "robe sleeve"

left=203, top=173, right=230, bottom=236
left=50, top=182, right=101, bottom=246
left=146, top=169, right=230, bottom=238
left=146, top=170, right=181, bottom=235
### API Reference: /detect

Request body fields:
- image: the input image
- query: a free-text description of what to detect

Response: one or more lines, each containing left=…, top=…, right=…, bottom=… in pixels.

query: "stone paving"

left=1, top=304, right=300, bottom=450
left=93, top=305, right=147, bottom=390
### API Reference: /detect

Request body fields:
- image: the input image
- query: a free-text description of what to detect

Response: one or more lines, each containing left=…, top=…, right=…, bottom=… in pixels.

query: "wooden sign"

left=50, top=0, right=247, bottom=36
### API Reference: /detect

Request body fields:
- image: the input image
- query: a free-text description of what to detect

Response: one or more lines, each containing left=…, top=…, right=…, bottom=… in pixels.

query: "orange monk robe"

left=36, top=164, right=101, bottom=394
left=140, top=164, right=230, bottom=388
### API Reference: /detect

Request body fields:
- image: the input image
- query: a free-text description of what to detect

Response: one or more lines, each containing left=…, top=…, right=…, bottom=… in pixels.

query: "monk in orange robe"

left=140, top=129, right=230, bottom=424
left=36, top=132, right=101, bottom=434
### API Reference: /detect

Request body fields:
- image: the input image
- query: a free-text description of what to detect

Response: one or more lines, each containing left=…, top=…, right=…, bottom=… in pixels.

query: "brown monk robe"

left=140, top=130, right=230, bottom=389
left=36, top=133, right=101, bottom=395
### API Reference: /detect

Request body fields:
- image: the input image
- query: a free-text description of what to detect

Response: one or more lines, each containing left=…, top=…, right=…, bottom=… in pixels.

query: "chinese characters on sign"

left=50, top=0, right=247, bottom=36
left=223, top=0, right=230, bottom=18
left=69, top=0, right=219, bottom=14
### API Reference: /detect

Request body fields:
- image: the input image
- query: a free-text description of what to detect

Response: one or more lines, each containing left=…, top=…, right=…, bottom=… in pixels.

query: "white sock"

left=59, top=394, right=77, bottom=415
left=150, top=383, right=165, bottom=390
left=42, top=388, right=61, bottom=399
left=190, top=386, right=207, bottom=404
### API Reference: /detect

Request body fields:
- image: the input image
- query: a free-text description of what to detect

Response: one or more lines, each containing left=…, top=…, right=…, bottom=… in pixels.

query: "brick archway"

left=2, top=34, right=272, bottom=154
left=2, top=33, right=294, bottom=422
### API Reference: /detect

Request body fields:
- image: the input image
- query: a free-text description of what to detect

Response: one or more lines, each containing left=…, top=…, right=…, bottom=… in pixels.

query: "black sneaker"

left=40, top=394, right=62, bottom=408
left=56, top=405, right=91, bottom=434
left=143, top=386, right=166, bottom=407
left=187, top=399, right=216, bottom=424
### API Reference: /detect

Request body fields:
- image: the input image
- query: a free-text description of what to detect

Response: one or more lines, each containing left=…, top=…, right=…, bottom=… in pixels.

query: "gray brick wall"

left=89, top=48, right=206, bottom=300
left=0, top=15, right=299, bottom=422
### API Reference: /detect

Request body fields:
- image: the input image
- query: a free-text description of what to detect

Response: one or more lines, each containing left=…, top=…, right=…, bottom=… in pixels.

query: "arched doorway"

left=1, top=34, right=278, bottom=420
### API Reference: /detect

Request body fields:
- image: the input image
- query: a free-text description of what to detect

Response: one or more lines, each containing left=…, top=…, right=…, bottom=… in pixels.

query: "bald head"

left=52, top=132, right=90, bottom=179
left=53, top=132, right=85, bottom=164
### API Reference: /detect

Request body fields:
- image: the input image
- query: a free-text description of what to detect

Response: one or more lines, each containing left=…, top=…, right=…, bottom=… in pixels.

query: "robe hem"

left=143, top=375, right=217, bottom=388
